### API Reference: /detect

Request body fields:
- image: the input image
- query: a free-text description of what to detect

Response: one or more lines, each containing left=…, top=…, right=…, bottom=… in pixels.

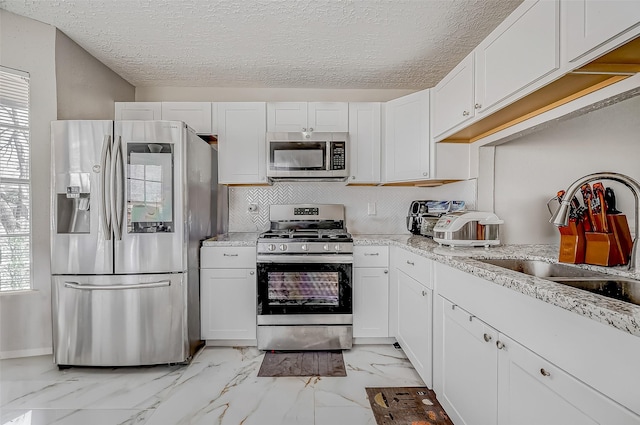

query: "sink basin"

left=476, top=258, right=606, bottom=278
left=476, top=258, right=640, bottom=306
left=549, top=277, right=640, bottom=306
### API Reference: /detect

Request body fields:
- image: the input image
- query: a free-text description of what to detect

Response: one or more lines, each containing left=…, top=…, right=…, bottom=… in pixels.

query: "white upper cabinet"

left=475, top=0, right=560, bottom=114
left=115, top=102, right=161, bottom=120
left=267, top=102, right=348, bottom=133
left=432, top=52, right=475, bottom=138
left=161, top=102, right=213, bottom=134
left=308, top=102, right=349, bottom=132
left=347, top=102, right=381, bottom=184
left=115, top=102, right=218, bottom=135
left=217, top=102, right=267, bottom=185
left=564, top=0, right=640, bottom=64
left=384, top=89, right=431, bottom=182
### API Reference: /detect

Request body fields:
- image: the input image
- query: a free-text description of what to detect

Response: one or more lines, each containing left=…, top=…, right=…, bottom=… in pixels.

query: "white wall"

left=0, top=10, right=58, bottom=358
left=55, top=30, right=135, bottom=119
left=0, top=11, right=134, bottom=358
left=136, top=86, right=414, bottom=102
left=489, top=95, right=640, bottom=245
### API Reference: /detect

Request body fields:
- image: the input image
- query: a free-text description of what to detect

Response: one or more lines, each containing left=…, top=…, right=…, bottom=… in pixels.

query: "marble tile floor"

left=0, top=344, right=425, bottom=425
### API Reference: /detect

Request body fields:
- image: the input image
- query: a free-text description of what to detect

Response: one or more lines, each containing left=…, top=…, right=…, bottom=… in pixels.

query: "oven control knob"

left=301, top=244, right=308, bottom=251
left=334, top=244, right=341, bottom=251
left=323, top=244, right=330, bottom=251
left=267, top=244, right=276, bottom=252
left=279, top=244, right=287, bottom=251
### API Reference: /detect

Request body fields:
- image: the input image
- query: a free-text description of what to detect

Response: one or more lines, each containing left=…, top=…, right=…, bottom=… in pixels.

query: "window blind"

left=0, top=66, right=31, bottom=291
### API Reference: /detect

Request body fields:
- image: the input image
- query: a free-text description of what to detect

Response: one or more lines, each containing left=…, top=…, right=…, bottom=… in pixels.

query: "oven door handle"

left=257, top=254, right=353, bottom=264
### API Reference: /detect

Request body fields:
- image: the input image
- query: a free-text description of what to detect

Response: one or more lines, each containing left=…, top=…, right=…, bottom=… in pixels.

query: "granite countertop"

left=203, top=232, right=640, bottom=337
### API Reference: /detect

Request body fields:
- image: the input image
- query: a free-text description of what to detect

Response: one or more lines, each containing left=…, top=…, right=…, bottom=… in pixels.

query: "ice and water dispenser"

left=56, top=172, right=91, bottom=234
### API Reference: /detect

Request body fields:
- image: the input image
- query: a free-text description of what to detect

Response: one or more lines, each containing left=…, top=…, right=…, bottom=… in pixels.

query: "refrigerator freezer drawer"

left=52, top=273, right=190, bottom=366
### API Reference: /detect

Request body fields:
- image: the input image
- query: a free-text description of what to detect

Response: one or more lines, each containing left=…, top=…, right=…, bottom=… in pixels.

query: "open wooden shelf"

left=440, top=37, right=640, bottom=144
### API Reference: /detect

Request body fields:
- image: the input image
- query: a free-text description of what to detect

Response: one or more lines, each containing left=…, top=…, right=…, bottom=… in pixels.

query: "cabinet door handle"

left=406, top=260, right=415, bottom=266
left=223, top=253, right=239, bottom=257
left=384, top=269, right=388, bottom=274
left=540, top=368, right=551, bottom=377
left=483, top=333, right=492, bottom=342
left=469, top=315, right=474, bottom=322
left=249, top=271, right=255, bottom=275
left=302, top=127, right=307, bottom=132
left=421, top=290, right=428, bottom=296
left=496, top=340, right=505, bottom=350
left=462, top=110, right=470, bottom=116
left=364, top=253, right=379, bottom=256
left=308, top=127, right=313, bottom=132
left=475, top=103, right=482, bottom=109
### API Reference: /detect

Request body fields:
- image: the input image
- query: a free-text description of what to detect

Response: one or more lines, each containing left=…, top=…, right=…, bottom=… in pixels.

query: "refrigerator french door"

left=51, top=120, right=211, bottom=367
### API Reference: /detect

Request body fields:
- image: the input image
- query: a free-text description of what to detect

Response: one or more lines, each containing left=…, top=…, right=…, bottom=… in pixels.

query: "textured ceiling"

left=1, top=0, right=523, bottom=89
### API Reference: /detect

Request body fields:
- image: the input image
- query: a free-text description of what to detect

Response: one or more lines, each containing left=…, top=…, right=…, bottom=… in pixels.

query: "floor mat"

left=257, top=351, right=347, bottom=377
left=365, top=387, right=453, bottom=425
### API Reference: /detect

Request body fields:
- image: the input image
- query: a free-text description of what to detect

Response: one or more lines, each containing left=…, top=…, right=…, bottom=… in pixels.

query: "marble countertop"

left=203, top=233, right=640, bottom=337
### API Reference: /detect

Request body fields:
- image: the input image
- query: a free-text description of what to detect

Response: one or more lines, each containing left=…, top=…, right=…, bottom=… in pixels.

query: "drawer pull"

left=483, top=333, right=492, bottom=342
left=223, top=253, right=239, bottom=257
left=364, top=253, right=380, bottom=256
left=469, top=315, right=474, bottom=322
left=250, top=271, right=255, bottom=275
left=384, top=269, right=388, bottom=274
left=540, top=368, right=551, bottom=377
left=496, top=340, right=506, bottom=350
left=407, top=260, right=415, bottom=266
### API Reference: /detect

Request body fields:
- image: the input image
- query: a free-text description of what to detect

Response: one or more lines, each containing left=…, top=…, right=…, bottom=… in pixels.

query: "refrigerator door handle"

left=100, top=134, right=112, bottom=240
left=64, top=280, right=171, bottom=290
left=111, top=135, right=124, bottom=241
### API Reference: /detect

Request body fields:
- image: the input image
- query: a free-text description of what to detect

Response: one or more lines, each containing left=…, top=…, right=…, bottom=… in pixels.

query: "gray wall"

left=0, top=11, right=134, bottom=358
left=0, top=9, right=58, bottom=358
left=55, top=30, right=135, bottom=119
left=490, top=95, right=640, bottom=245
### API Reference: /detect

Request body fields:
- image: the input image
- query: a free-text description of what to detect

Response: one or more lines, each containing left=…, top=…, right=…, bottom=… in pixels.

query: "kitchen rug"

left=257, top=350, right=346, bottom=377
left=365, top=387, right=453, bottom=425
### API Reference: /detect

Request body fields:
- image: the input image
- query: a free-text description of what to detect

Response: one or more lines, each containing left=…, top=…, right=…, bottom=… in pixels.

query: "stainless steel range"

left=256, top=204, right=353, bottom=350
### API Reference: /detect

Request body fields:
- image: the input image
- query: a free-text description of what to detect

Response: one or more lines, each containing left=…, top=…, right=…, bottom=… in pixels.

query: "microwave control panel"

left=330, top=142, right=346, bottom=170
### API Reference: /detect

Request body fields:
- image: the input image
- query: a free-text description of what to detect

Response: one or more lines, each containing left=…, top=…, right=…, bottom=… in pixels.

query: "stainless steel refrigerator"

left=50, top=120, right=223, bottom=367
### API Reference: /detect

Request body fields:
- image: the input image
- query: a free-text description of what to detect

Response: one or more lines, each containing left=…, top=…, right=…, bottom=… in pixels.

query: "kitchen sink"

left=476, top=258, right=607, bottom=278
left=548, top=277, right=640, bottom=306
left=476, top=258, right=640, bottom=306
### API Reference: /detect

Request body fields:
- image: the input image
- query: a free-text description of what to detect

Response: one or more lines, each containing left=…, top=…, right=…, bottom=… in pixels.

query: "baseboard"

left=353, top=337, right=397, bottom=345
left=0, top=347, right=53, bottom=359
left=204, top=339, right=257, bottom=347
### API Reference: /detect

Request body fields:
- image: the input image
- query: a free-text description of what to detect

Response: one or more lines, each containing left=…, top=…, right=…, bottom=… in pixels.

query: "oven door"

left=257, top=255, right=352, bottom=317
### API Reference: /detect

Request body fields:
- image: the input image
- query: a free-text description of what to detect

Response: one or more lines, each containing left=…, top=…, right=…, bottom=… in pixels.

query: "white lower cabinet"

left=200, top=246, right=256, bottom=343
left=434, top=295, right=498, bottom=425
left=391, top=247, right=433, bottom=387
left=434, top=294, right=640, bottom=425
left=353, top=246, right=389, bottom=338
left=497, top=333, right=638, bottom=425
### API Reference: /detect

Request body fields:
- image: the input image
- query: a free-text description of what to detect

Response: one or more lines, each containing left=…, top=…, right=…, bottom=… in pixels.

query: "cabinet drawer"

left=354, top=246, right=389, bottom=268
left=394, top=248, right=432, bottom=288
left=201, top=246, right=256, bottom=269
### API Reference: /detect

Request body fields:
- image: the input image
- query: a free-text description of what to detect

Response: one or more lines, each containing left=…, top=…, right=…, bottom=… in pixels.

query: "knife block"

left=558, top=221, right=585, bottom=264
left=584, top=232, right=625, bottom=266
left=607, top=214, right=633, bottom=264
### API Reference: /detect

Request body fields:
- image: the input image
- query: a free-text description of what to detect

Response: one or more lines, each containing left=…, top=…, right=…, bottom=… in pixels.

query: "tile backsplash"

left=228, top=179, right=477, bottom=234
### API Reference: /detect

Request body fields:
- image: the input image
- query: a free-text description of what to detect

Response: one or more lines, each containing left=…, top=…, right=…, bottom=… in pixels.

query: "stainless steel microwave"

left=266, top=132, right=349, bottom=181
